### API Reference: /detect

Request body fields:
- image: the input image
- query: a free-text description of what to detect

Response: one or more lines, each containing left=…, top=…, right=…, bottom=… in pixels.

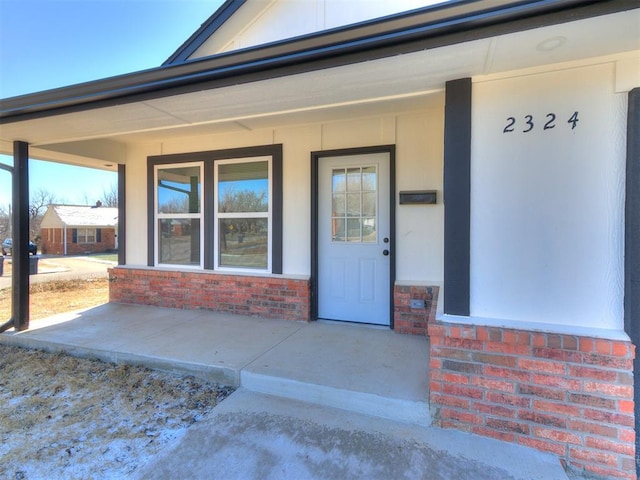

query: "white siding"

left=190, top=0, right=446, bottom=59
left=470, top=62, right=626, bottom=331
left=123, top=105, right=445, bottom=286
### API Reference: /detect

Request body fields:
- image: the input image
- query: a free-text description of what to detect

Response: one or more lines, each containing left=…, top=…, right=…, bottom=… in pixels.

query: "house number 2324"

left=503, top=111, right=579, bottom=133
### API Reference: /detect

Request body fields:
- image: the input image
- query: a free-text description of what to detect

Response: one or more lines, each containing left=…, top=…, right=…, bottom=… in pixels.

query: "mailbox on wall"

left=399, top=190, right=437, bottom=205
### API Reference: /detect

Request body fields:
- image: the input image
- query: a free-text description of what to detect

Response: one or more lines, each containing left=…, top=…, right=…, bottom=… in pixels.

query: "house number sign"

left=503, top=111, right=579, bottom=134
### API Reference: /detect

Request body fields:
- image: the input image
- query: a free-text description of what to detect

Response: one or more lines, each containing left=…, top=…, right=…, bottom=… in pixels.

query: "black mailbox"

left=399, top=190, right=437, bottom=205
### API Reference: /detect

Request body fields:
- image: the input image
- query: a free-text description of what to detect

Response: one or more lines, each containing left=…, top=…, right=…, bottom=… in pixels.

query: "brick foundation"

left=394, top=284, right=439, bottom=336
left=428, top=320, right=636, bottom=479
left=109, top=267, right=310, bottom=321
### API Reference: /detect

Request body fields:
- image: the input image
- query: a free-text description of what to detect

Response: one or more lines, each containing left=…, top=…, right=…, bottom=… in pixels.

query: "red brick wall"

left=109, top=267, right=310, bottom=321
left=394, top=285, right=438, bottom=336
left=41, top=228, right=65, bottom=255
left=429, top=320, right=636, bottom=479
left=41, top=228, right=116, bottom=255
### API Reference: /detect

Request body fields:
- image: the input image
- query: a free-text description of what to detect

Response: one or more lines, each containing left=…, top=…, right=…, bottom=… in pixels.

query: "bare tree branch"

left=29, top=188, right=57, bottom=242
left=101, top=182, right=118, bottom=208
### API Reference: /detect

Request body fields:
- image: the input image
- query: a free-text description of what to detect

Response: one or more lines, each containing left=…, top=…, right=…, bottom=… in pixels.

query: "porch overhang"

left=0, top=0, right=637, bottom=168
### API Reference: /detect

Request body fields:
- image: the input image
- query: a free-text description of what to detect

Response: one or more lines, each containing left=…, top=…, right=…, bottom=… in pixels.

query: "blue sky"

left=0, top=0, right=223, bottom=206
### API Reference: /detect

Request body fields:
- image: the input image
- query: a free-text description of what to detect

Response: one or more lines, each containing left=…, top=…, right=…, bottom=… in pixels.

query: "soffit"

left=0, top=10, right=636, bottom=155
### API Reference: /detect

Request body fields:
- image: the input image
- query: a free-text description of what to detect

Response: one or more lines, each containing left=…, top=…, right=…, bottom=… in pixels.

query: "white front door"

left=318, top=152, right=391, bottom=325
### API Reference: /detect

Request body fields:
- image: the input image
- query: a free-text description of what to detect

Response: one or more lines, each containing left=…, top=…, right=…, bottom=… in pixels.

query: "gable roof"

left=45, top=205, right=118, bottom=227
left=163, top=0, right=454, bottom=66
left=164, top=0, right=247, bottom=65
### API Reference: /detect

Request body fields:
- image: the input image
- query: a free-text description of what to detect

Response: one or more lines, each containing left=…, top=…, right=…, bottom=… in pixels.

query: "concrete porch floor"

left=0, top=302, right=431, bottom=425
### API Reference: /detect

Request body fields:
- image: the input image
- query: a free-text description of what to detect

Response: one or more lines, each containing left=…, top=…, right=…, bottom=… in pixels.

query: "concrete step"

left=241, top=370, right=431, bottom=425
left=241, top=321, right=431, bottom=425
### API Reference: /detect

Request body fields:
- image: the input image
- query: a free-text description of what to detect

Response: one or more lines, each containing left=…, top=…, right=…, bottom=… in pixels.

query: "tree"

left=29, top=188, right=56, bottom=243
left=0, top=203, right=10, bottom=240
left=101, top=182, right=118, bottom=208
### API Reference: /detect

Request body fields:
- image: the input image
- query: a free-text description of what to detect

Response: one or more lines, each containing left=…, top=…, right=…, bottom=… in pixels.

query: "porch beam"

left=624, top=87, right=640, bottom=478
left=12, top=141, right=29, bottom=331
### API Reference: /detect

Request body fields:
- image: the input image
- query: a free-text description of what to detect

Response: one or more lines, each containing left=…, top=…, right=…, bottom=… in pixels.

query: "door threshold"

left=316, top=319, right=391, bottom=330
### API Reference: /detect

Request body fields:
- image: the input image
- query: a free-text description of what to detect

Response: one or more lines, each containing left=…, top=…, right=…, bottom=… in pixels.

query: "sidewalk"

left=136, top=389, right=569, bottom=480
left=0, top=254, right=114, bottom=289
left=1, top=303, right=572, bottom=479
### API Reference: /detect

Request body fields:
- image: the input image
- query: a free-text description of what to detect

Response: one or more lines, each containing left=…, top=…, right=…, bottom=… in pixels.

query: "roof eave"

left=0, top=0, right=633, bottom=124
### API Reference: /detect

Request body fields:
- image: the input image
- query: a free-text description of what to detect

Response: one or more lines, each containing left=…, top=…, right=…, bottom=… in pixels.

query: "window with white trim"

left=155, top=163, right=203, bottom=267
left=214, top=157, right=271, bottom=271
left=78, top=228, right=96, bottom=243
left=148, top=145, right=282, bottom=273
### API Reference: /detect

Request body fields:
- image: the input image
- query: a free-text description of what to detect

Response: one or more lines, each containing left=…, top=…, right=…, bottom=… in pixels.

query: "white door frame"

left=311, top=145, right=396, bottom=327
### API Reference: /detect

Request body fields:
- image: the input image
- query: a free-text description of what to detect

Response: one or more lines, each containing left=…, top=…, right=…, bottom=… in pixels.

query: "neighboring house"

left=40, top=204, right=118, bottom=255
left=1, top=1, right=638, bottom=478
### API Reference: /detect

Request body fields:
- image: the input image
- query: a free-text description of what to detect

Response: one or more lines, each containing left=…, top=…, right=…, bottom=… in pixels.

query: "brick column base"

left=109, top=267, right=310, bottom=321
left=394, top=285, right=439, bottom=336
left=428, top=320, right=636, bottom=479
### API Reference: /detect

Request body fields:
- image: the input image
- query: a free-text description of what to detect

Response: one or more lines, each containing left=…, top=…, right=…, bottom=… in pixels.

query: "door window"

left=331, top=166, right=377, bottom=243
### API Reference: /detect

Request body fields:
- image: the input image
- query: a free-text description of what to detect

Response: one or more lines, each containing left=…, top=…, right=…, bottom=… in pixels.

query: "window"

left=215, top=158, right=271, bottom=270
left=75, top=228, right=96, bottom=244
left=155, top=163, right=203, bottom=267
left=331, top=166, right=377, bottom=243
left=148, top=145, right=282, bottom=273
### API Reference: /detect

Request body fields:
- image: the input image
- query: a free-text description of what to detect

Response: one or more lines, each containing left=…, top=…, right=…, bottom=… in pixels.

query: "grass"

left=0, top=256, right=235, bottom=478
left=0, top=344, right=233, bottom=479
left=88, top=253, right=118, bottom=262
left=0, top=278, right=109, bottom=322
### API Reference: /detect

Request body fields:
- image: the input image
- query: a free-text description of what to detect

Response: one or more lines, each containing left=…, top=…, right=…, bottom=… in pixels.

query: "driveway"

left=0, top=255, right=115, bottom=289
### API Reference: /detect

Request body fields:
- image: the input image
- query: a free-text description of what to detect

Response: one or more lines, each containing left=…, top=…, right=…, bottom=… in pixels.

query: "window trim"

left=147, top=144, right=283, bottom=274
left=154, top=161, right=204, bottom=269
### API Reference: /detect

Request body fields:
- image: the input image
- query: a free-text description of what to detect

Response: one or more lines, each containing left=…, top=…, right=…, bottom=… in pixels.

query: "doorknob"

left=383, top=249, right=389, bottom=256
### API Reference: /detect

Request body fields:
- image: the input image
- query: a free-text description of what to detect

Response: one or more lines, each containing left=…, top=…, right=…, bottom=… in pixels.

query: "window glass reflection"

left=331, top=165, right=377, bottom=243
left=218, top=161, right=268, bottom=213
left=219, top=218, right=268, bottom=268
left=157, top=166, right=201, bottom=214
left=158, top=219, right=200, bottom=265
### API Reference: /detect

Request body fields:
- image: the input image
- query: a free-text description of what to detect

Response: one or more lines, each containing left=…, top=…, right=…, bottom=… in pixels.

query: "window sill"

left=115, top=264, right=308, bottom=281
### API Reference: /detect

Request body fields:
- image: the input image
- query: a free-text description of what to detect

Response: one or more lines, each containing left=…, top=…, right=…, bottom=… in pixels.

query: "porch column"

left=625, top=87, right=640, bottom=478
left=117, top=164, right=126, bottom=265
left=443, top=78, right=471, bottom=316
left=12, top=141, right=29, bottom=331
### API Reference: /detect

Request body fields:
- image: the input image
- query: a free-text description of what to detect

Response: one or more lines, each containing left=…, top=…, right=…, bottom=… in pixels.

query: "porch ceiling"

left=0, top=9, right=637, bottom=166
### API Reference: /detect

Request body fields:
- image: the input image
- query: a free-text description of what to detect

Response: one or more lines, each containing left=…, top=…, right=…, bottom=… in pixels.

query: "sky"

left=0, top=0, right=224, bottom=206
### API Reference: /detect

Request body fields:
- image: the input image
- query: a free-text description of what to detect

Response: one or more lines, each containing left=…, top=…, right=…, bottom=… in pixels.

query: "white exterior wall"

left=191, top=0, right=445, bottom=57
left=125, top=144, right=155, bottom=265
left=123, top=105, right=445, bottom=285
left=470, top=61, right=627, bottom=332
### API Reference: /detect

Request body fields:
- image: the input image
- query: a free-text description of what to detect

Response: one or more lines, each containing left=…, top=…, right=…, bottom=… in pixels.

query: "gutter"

left=0, top=0, right=633, bottom=123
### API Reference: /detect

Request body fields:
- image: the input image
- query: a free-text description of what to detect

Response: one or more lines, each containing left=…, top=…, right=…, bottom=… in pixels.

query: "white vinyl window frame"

left=213, top=156, right=272, bottom=273
left=154, top=161, right=204, bottom=269
left=77, top=228, right=97, bottom=244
